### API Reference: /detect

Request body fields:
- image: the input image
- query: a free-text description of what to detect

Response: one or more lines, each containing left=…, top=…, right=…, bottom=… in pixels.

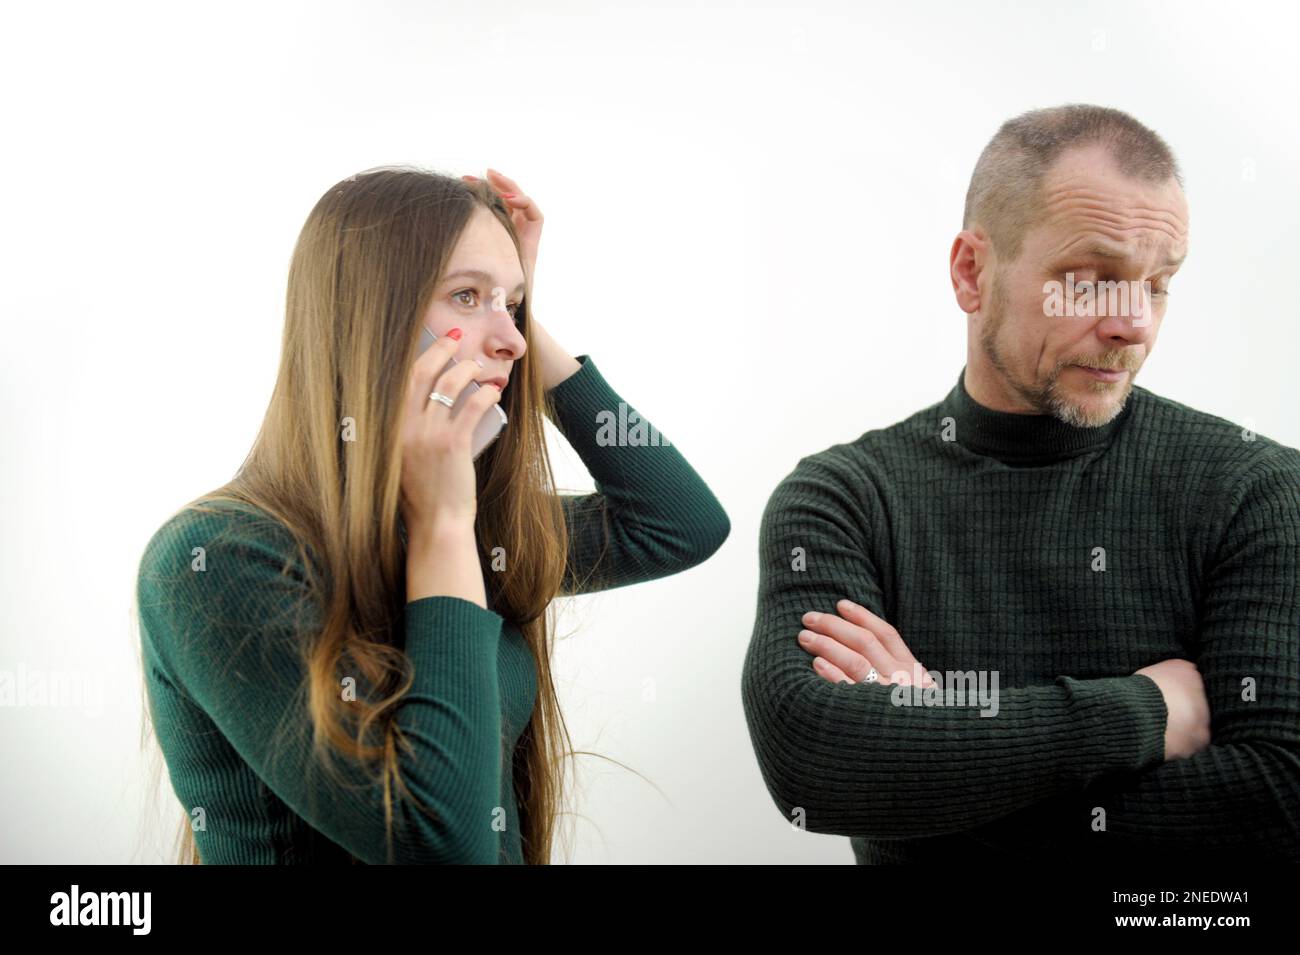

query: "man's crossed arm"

left=740, top=450, right=1300, bottom=860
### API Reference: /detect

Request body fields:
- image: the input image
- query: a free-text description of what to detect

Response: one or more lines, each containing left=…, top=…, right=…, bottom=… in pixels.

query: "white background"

left=2, top=0, right=1297, bottom=863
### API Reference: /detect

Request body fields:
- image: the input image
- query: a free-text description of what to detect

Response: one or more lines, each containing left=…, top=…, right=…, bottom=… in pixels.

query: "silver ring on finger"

left=864, top=667, right=879, bottom=684
left=428, top=391, right=454, bottom=408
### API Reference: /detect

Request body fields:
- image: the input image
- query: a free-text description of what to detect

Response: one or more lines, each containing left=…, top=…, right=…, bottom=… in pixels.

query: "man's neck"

left=942, top=364, right=1134, bottom=464
left=962, top=356, right=1043, bottom=415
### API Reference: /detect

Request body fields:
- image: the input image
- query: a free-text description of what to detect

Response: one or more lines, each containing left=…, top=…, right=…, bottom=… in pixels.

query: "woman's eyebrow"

left=441, top=268, right=526, bottom=295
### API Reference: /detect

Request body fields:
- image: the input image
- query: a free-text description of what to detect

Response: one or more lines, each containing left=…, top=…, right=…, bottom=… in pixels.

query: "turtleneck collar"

left=940, top=365, right=1134, bottom=464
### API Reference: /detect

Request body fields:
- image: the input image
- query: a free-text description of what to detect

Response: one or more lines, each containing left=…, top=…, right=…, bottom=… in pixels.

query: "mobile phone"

left=417, top=325, right=508, bottom=460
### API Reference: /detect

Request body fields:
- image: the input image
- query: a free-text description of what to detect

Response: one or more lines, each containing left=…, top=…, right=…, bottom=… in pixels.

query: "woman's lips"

left=478, top=377, right=508, bottom=390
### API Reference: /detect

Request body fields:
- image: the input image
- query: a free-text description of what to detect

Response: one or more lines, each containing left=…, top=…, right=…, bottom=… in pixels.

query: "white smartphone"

left=417, top=325, right=508, bottom=460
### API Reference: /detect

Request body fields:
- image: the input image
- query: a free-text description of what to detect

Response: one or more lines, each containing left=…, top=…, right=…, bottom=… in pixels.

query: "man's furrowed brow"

left=1058, top=239, right=1186, bottom=268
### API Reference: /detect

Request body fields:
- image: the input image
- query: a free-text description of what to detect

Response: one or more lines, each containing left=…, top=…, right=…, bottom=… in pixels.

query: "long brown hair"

left=139, top=167, right=581, bottom=864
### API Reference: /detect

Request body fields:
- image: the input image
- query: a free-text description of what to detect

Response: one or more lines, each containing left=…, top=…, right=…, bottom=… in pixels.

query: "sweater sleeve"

left=962, top=449, right=1300, bottom=860
left=137, top=507, right=506, bottom=864
left=740, top=451, right=1170, bottom=840
left=543, top=354, right=730, bottom=596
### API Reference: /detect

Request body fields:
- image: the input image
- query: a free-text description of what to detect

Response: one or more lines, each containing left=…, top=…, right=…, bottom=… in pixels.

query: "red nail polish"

left=447, top=328, right=462, bottom=340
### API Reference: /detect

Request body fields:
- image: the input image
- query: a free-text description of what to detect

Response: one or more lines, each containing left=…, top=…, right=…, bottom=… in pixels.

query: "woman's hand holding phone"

left=400, top=330, right=502, bottom=528
left=399, top=331, right=503, bottom=607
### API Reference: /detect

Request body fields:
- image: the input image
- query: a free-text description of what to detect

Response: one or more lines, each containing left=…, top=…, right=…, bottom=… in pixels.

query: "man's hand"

left=1133, top=658, right=1212, bottom=760
left=798, top=599, right=935, bottom=687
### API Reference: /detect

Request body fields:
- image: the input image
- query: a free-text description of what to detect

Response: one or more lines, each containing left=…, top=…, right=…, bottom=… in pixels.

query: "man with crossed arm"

left=741, top=104, right=1300, bottom=863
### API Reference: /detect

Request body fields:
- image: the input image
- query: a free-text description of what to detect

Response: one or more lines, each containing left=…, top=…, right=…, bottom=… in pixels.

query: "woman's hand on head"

left=463, top=168, right=543, bottom=285
left=462, top=169, right=580, bottom=390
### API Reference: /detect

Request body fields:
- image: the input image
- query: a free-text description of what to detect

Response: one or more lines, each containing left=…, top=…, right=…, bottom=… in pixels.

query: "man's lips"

left=1074, top=365, right=1128, bottom=381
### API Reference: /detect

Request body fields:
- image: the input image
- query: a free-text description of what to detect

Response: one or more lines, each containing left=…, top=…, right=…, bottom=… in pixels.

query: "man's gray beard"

left=1042, top=373, right=1130, bottom=427
left=980, top=279, right=1130, bottom=428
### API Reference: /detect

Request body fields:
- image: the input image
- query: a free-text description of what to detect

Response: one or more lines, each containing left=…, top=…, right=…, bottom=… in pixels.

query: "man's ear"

left=950, top=229, right=988, bottom=315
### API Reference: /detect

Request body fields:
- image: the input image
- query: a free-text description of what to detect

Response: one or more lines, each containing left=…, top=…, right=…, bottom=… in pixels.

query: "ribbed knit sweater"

left=137, top=354, right=730, bottom=864
left=742, top=365, right=1300, bottom=863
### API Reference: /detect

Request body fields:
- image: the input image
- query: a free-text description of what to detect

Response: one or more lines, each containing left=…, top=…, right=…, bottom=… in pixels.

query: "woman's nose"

left=483, top=311, right=526, bottom=359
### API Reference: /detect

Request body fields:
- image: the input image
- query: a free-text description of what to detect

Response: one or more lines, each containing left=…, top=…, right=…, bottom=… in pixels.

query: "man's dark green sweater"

left=742, top=366, right=1300, bottom=863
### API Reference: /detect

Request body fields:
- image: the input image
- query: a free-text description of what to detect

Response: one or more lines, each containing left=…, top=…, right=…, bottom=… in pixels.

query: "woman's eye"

left=454, top=289, right=478, bottom=308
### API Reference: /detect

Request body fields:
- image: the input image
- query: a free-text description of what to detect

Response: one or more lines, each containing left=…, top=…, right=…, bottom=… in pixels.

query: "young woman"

left=135, top=167, right=730, bottom=864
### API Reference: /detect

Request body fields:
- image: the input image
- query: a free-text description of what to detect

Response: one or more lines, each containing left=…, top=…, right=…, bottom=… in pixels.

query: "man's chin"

left=1051, top=382, right=1131, bottom=427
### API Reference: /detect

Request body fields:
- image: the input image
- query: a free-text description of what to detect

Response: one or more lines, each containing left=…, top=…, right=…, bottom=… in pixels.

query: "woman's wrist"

left=405, top=516, right=487, bottom=609
left=529, top=315, right=582, bottom=390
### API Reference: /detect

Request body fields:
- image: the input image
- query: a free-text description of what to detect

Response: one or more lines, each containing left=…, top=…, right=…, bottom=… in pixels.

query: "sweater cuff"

left=1059, top=673, right=1168, bottom=778
left=543, top=354, right=623, bottom=449
left=403, top=595, right=504, bottom=674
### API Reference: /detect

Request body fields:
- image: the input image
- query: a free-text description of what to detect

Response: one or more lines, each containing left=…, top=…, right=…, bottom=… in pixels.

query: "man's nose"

left=1095, top=286, right=1157, bottom=347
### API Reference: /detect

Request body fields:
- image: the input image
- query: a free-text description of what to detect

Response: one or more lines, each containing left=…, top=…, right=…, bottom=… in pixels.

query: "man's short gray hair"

left=963, top=104, right=1183, bottom=262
